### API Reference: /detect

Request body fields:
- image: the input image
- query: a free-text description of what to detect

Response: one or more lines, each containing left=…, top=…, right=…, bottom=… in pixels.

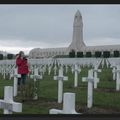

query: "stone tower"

left=68, top=10, right=86, bottom=52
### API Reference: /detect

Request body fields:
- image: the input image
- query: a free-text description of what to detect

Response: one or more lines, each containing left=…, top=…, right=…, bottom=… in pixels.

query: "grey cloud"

left=0, top=5, right=120, bottom=53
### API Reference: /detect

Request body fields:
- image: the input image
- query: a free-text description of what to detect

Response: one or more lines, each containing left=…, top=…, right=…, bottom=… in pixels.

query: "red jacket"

left=16, top=56, right=29, bottom=74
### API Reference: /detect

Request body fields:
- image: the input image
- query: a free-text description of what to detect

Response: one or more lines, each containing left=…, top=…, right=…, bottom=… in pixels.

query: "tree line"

left=69, top=50, right=120, bottom=58
left=0, top=51, right=119, bottom=60
left=0, top=54, right=15, bottom=60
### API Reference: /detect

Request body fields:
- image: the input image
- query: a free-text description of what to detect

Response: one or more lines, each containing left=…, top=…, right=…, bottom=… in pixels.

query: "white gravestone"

left=71, top=65, right=74, bottom=74
left=9, top=68, right=14, bottom=80
left=30, top=65, right=34, bottom=75
left=82, top=69, right=94, bottom=108
left=72, top=64, right=81, bottom=87
left=115, top=66, right=120, bottom=91
left=54, top=67, right=68, bottom=103
left=101, top=59, right=104, bottom=68
left=93, top=66, right=101, bottom=89
left=65, top=65, right=68, bottom=74
left=0, top=86, right=22, bottom=114
left=112, top=65, right=116, bottom=81
left=49, top=92, right=80, bottom=114
left=13, top=68, right=21, bottom=97
left=54, top=65, right=57, bottom=75
left=48, top=65, right=52, bottom=75
left=2, top=67, right=6, bottom=80
left=106, top=59, right=110, bottom=68
left=42, top=65, right=46, bottom=75
left=30, top=68, right=43, bottom=100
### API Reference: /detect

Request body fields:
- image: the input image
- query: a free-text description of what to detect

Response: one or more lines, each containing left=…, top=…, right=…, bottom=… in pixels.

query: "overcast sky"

left=0, top=5, right=120, bottom=54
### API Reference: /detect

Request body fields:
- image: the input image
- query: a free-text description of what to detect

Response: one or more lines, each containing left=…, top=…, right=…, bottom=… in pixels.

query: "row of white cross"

left=0, top=66, right=100, bottom=114
left=0, top=58, right=120, bottom=114
left=0, top=62, right=102, bottom=114
left=108, top=58, right=120, bottom=91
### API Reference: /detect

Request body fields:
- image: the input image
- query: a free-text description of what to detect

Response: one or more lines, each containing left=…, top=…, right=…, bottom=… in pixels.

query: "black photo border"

left=0, top=0, right=120, bottom=119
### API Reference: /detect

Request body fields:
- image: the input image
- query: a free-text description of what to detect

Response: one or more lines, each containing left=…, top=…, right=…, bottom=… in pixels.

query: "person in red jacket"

left=16, top=51, right=29, bottom=87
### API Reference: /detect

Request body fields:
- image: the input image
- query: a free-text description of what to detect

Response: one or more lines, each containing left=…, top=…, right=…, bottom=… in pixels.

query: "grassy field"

left=0, top=65, right=120, bottom=114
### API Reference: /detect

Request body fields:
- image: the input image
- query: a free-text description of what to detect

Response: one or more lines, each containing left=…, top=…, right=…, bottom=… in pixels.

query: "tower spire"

left=68, top=10, right=86, bottom=52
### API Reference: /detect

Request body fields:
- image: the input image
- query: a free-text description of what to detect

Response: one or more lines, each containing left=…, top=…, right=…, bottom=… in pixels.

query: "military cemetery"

left=0, top=9, right=120, bottom=114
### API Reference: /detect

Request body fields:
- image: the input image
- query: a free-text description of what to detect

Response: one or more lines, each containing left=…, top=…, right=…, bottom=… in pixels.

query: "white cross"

left=54, top=65, right=57, bottom=75
left=9, top=65, right=15, bottom=80
left=93, top=65, right=101, bottom=89
left=49, top=92, right=80, bottom=114
left=30, top=65, right=34, bottom=75
left=54, top=66, right=68, bottom=103
left=0, top=86, right=22, bottom=114
left=72, top=64, right=81, bottom=87
left=115, top=65, right=120, bottom=91
left=30, top=68, right=42, bottom=81
left=65, top=65, right=68, bottom=74
left=38, top=67, right=44, bottom=76
left=101, top=59, right=105, bottom=68
left=106, top=59, right=110, bottom=68
left=42, top=65, right=46, bottom=75
left=5, top=67, right=9, bottom=76
left=30, top=68, right=43, bottom=100
left=10, top=70, right=14, bottom=80
left=48, top=65, right=52, bottom=75
left=111, top=64, right=117, bottom=81
left=13, top=68, right=21, bottom=97
left=82, top=69, right=94, bottom=108
left=71, top=65, right=74, bottom=74
left=3, top=66, right=6, bottom=79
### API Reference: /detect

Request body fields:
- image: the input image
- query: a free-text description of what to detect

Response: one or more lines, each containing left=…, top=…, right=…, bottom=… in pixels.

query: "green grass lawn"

left=0, top=66, right=120, bottom=114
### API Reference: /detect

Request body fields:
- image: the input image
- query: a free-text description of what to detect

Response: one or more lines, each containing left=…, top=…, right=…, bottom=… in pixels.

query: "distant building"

left=29, top=10, right=120, bottom=58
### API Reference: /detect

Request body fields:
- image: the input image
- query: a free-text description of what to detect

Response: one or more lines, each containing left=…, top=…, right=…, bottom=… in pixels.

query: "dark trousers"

left=18, top=74, right=27, bottom=86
